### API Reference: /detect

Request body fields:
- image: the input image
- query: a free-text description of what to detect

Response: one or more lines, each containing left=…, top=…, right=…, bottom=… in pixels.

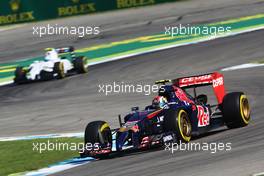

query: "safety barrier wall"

left=0, top=0, right=179, bottom=26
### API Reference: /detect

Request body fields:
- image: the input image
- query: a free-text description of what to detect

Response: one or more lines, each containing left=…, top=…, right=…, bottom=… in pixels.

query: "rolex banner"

left=0, top=0, right=178, bottom=26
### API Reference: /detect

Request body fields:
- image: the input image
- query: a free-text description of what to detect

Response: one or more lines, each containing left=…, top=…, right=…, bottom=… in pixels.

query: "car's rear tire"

left=54, top=62, right=65, bottom=79
left=222, top=92, right=250, bottom=128
left=74, top=56, right=88, bottom=74
left=14, top=67, right=27, bottom=84
left=84, top=121, right=112, bottom=158
left=164, top=109, right=192, bottom=143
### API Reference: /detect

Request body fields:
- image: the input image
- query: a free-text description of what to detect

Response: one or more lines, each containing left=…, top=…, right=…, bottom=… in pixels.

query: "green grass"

left=0, top=138, right=83, bottom=176
left=256, top=60, right=264, bottom=64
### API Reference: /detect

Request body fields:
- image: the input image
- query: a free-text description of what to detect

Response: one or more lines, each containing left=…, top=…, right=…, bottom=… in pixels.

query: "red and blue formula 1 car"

left=81, top=72, right=250, bottom=158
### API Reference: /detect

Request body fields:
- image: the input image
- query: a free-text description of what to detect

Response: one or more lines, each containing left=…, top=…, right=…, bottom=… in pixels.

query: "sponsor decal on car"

left=197, top=105, right=210, bottom=127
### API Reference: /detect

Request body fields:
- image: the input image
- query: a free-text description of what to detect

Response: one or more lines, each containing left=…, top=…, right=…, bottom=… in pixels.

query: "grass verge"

left=0, top=137, right=83, bottom=176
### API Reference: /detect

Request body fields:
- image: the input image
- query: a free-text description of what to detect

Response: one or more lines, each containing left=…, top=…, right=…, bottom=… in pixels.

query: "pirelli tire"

left=14, top=67, right=27, bottom=84
left=74, top=56, right=88, bottom=74
left=84, top=121, right=112, bottom=158
left=222, top=92, right=251, bottom=128
left=164, top=108, right=192, bottom=143
left=54, top=62, right=65, bottom=79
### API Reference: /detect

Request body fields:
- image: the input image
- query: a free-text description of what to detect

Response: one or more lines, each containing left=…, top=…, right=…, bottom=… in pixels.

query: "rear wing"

left=173, top=72, right=226, bottom=104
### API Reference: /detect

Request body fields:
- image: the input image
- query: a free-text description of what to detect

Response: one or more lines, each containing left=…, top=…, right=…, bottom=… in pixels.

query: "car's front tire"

left=164, top=108, right=192, bottom=143
left=83, top=121, right=112, bottom=158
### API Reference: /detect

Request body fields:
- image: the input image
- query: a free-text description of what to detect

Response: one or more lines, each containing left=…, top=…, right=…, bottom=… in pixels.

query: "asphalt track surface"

left=0, top=0, right=264, bottom=176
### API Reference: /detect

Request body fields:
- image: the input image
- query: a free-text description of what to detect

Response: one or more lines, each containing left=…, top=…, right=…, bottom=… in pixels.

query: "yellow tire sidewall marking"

left=178, top=110, right=191, bottom=142
left=240, top=95, right=250, bottom=124
left=100, top=123, right=110, bottom=132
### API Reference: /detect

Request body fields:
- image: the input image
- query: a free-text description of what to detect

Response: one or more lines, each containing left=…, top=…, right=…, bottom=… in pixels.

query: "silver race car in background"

left=14, top=46, right=88, bottom=84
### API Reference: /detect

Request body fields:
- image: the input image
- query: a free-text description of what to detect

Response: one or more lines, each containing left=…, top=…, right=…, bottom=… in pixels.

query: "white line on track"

left=252, top=172, right=264, bottom=176
left=9, top=157, right=94, bottom=176
left=0, top=80, right=13, bottom=86
left=0, top=133, right=83, bottom=142
left=0, top=24, right=25, bottom=32
left=221, top=63, right=264, bottom=71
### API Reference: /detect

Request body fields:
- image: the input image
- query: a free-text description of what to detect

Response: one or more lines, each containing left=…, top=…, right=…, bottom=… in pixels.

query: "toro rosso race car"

left=14, top=46, right=88, bottom=84
left=82, top=72, right=250, bottom=158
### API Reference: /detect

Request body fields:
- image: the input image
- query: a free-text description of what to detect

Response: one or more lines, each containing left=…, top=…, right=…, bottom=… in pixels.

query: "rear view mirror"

left=131, top=107, right=139, bottom=111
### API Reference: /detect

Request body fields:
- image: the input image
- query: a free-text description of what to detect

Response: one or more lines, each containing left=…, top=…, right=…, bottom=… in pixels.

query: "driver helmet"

left=44, top=48, right=59, bottom=61
left=152, top=96, right=168, bottom=109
